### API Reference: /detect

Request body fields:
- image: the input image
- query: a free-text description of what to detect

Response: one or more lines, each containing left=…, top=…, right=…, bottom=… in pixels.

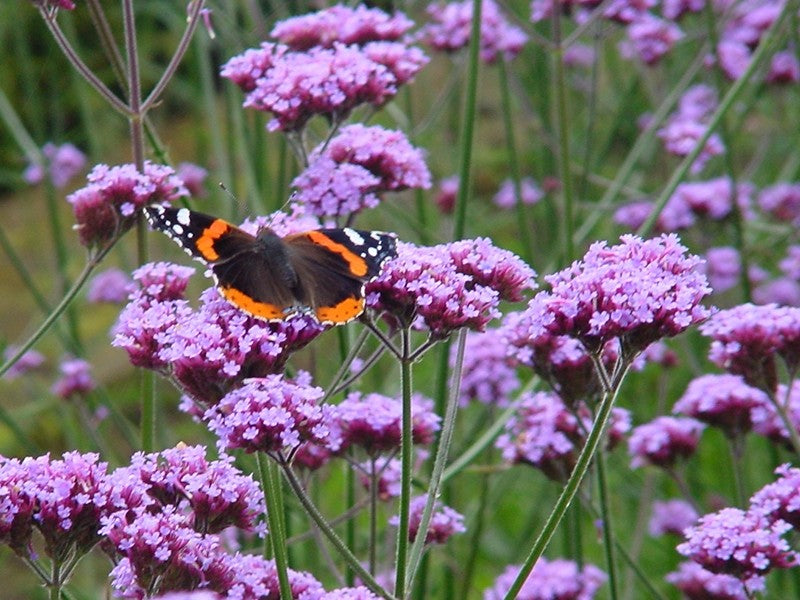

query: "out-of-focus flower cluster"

left=483, top=557, right=607, bottom=600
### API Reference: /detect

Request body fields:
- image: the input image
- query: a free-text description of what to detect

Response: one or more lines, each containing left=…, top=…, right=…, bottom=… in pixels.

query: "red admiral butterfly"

left=144, top=205, right=397, bottom=325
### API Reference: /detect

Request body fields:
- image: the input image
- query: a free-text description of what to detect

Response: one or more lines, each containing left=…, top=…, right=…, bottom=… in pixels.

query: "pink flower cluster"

left=492, top=177, right=543, bottom=210
left=390, top=495, right=465, bottom=544
left=422, top=0, right=528, bottom=63
left=222, top=6, right=428, bottom=132
left=454, top=329, right=520, bottom=407
left=512, top=234, right=711, bottom=355
left=291, top=124, right=431, bottom=219
left=113, top=261, right=324, bottom=407
left=628, top=416, right=705, bottom=469
left=367, top=238, right=535, bottom=337
left=497, top=391, right=630, bottom=481
left=66, top=162, right=187, bottom=247
left=23, top=142, right=86, bottom=188
left=484, top=557, right=607, bottom=600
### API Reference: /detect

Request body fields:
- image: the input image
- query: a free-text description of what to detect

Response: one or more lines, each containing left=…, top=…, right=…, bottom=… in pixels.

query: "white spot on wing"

left=343, top=228, right=365, bottom=246
left=177, top=208, right=192, bottom=226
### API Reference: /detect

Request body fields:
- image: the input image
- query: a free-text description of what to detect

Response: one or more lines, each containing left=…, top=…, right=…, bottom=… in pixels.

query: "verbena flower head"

left=367, top=239, right=535, bottom=337
left=220, top=42, right=287, bottom=92
left=2, top=346, right=45, bottom=380
left=102, top=507, right=233, bottom=598
left=493, top=177, right=543, bottom=209
left=292, top=124, right=431, bottom=219
left=751, top=380, right=800, bottom=449
left=624, top=14, right=684, bottom=65
left=206, top=373, right=338, bottom=457
left=657, top=118, right=725, bottom=175
left=483, top=558, right=607, bottom=600
left=357, top=455, right=407, bottom=500
left=322, top=587, right=381, bottom=600
left=703, top=247, right=741, bottom=294
left=23, top=142, right=86, bottom=188
left=497, top=391, right=629, bottom=480
left=335, top=392, right=440, bottom=454
left=114, top=269, right=324, bottom=406
left=677, top=507, right=798, bottom=582
left=110, top=445, right=266, bottom=536
left=0, top=452, right=111, bottom=561
left=699, top=303, right=800, bottom=393
left=750, top=464, right=800, bottom=529
left=666, top=561, right=749, bottom=600
left=519, top=234, right=711, bottom=356
left=767, top=50, right=800, bottom=84
left=753, top=277, right=800, bottom=307
left=672, top=177, right=751, bottom=221
left=362, top=41, right=429, bottom=86
left=233, top=43, right=402, bottom=132
left=672, top=374, right=770, bottom=436
left=175, top=162, right=208, bottom=198
left=758, top=182, right=800, bottom=225
left=455, top=329, right=520, bottom=407
left=87, top=267, right=132, bottom=304
left=51, top=357, right=95, bottom=400
left=423, top=0, right=528, bottom=63
left=628, top=416, right=705, bottom=469
left=649, top=499, right=698, bottom=537
left=152, top=592, right=222, bottom=600
left=613, top=197, right=695, bottom=233
left=66, top=162, right=187, bottom=248
left=226, top=554, right=325, bottom=600
left=501, top=309, right=624, bottom=404
left=390, top=495, right=466, bottom=544
left=434, top=175, right=459, bottom=213
left=270, top=5, right=414, bottom=50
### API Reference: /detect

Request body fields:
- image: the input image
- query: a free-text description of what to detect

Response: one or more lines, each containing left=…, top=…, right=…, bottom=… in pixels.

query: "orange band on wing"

left=195, top=219, right=231, bottom=261
left=221, top=286, right=285, bottom=320
left=306, top=231, right=368, bottom=277
left=315, top=296, right=365, bottom=324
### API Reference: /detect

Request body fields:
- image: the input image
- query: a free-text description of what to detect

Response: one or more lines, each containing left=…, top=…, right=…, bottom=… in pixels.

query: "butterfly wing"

left=284, top=228, right=397, bottom=324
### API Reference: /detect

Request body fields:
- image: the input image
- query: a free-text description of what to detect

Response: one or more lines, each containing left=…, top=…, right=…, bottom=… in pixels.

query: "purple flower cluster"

left=483, top=558, right=606, bottom=600
left=66, top=162, right=187, bottom=247
left=390, top=495, right=465, bottom=544
left=703, top=247, right=742, bottom=294
left=624, top=14, right=683, bottom=65
left=367, top=238, right=535, bottom=337
left=87, top=267, right=132, bottom=304
left=628, top=416, right=705, bottom=469
left=512, top=234, right=711, bottom=356
left=758, top=182, right=800, bottom=225
left=613, top=196, right=694, bottom=233
left=657, top=86, right=725, bottom=174
left=291, top=124, right=431, bottom=219
left=750, top=380, right=800, bottom=448
left=108, top=445, right=266, bottom=536
left=422, top=0, right=528, bottom=63
left=271, top=4, right=414, bottom=50
left=175, top=162, right=209, bottom=198
left=434, top=175, right=459, bottom=213
left=677, top=507, right=797, bottom=583
left=206, top=373, right=338, bottom=458
left=492, top=177, right=543, bottom=210
left=497, top=391, right=630, bottom=480
left=51, top=357, right=95, bottom=400
left=649, top=499, right=698, bottom=537
left=699, top=303, right=800, bottom=393
left=113, top=262, right=324, bottom=407
left=223, top=8, right=427, bottom=133
left=2, top=346, right=45, bottom=380
left=454, top=329, right=520, bottom=407
left=672, top=374, right=769, bottom=436
left=750, top=464, right=800, bottom=529
left=23, top=142, right=86, bottom=188
left=0, top=452, right=110, bottom=560
left=334, top=391, right=440, bottom=454
left=713, top=1, right=786, bottom=81
left=666, top=561, right=749, bottom=600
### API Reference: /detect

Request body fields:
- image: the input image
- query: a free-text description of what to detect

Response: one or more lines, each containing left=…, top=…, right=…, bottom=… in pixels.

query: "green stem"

left=394, top=327, right=413, bottom=598
left=637, top=0, right=794, bottom=237
left=281, top=463, right=393, bottom=599
left=452, top=0, right=482, bottom=241
left=259, top=454, right=293, bottom=600
left=501, top=369, right=628, bottom=599
left=497, top=60, right=534, bottom=265
left=595, top=449, right=619, bottom=600
left=406, top=329, right=468, bottom=592
left=551, top=6, right=574, bottom=262
left=369, top=456, right=378, bottom=575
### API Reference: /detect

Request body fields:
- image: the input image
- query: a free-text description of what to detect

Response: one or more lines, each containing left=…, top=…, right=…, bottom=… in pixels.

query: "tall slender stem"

left=258, top=454, right=293, bottom=600
left=452, top=0, right=482, bottom=240
left=551, top=6, right=574, bottom=262
left=595, top=449, right=619, bottom=600
left=394, top=328, right=413, bottom=598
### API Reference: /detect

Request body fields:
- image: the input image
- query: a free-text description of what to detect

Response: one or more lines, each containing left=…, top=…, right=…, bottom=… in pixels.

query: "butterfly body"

left=144, top=205, right=397, bottom=325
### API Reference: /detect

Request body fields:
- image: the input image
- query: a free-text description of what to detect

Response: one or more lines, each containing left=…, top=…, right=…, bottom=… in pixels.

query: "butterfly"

left=144, top=205, right=397, bottom=325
